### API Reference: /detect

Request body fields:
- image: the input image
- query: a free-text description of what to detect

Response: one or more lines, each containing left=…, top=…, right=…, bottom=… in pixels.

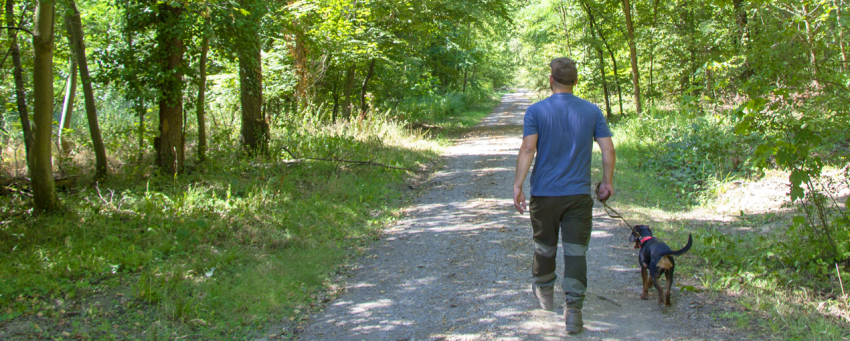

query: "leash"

left=594, top=182, right=638, bottom=235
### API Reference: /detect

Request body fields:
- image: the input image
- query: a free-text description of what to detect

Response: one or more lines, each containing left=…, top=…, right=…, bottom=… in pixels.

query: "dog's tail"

left=663, top=234, right=692, bottom=256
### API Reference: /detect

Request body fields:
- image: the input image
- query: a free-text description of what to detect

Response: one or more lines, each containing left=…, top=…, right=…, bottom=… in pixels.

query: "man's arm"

left=514, top=134, right=538, bottom=214
left=596, top=137, right=616, bottom=201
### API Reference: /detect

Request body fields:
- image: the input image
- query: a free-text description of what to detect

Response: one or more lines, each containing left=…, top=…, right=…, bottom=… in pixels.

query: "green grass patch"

left=0, top=94, right=502, bottom=339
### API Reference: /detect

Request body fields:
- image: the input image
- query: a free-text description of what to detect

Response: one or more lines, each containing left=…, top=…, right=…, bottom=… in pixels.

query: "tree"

left=67, top=0, right=108, bottom=179
left=196, top=17, right=210, bottom=162
left=31, top=0, right=57, bottom=211
left=6, top=0, right=33, bottom=175
left=621, top=0, right=642, bottom=114
left=155, top=3, right=185, bottom=175
left=236, top=0, right=269, bottom=154
left=58, top=18, right=77, bottom=157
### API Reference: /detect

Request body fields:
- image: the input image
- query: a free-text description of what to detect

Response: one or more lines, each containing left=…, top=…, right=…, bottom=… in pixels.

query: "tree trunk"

left=331, top=70, right=341, bottom=122
left=67, top=0, right=107, bottom=179
left=557, top=4, right=573, bottom=56
left=31, top=0, right=58, bottom=212
left=342, top=63, right=356, bottom=118
left=359, top=59, right=376, bottom=120
left=648, top=0, right=660, bottom=105
left=59, top=46, right=77, bottom=156
left=290, top=32, right=308, bottom=109
left=802, top=4, right=819, bottom=76
left=732, top=0, right=748, bottom=48
left=462, top=67, right=468, bottom=93
left=155, top=4, right=185, bottom=175
left=197, top=30, right=209, bottom=162
left=837, top=0, right=848, bottom=71
left=621, top=0, right=642, bottom=114
left=598, top=27, right=624, bottom=115
left=583, top=4, right=612, bottom=119
left=238, top=27, right=269, bottom=155
left=6, top=0, right=33, bottom=175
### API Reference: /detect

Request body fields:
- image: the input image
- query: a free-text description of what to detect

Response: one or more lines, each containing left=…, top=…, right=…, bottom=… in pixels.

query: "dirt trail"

left=295, top=91, right=741, bottom=340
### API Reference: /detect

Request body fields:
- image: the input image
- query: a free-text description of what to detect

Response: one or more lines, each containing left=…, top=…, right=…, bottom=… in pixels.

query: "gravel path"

left=295, top=91, right=741, bottom=340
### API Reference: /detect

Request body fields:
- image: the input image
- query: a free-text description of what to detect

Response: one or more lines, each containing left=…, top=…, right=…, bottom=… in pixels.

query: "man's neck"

left=552, top=86, right=573, bottom=94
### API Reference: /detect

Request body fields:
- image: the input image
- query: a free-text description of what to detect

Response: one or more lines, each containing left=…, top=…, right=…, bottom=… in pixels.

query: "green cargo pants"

left=529, top=194, right=594, bottom=309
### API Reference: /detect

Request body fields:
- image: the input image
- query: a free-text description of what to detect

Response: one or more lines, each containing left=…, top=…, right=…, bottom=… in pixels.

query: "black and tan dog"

left=629, top=225, right=692, bottom=306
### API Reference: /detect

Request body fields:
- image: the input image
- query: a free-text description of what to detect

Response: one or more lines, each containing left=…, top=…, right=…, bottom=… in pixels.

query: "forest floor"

left=283, top=91, right=751, bottom=340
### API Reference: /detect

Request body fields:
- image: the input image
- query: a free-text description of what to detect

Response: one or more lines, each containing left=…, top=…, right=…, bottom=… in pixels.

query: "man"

left=512, top=57, right=616, bottom=334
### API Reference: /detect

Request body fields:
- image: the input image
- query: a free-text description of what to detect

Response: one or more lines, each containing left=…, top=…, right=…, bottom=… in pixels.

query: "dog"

left=629, top=225, right=692, bottom=306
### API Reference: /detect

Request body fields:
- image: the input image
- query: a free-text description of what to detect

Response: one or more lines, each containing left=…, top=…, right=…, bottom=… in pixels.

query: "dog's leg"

left=640, top=266, right=649, bottom=300
left=665, top=268, right=674, bottom=306
left=651, top=275, right=664, bottom=306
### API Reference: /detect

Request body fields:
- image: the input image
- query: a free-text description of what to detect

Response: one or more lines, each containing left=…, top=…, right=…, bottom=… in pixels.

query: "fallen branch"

left=281, top=157, right=420, bottom=172
left=595, top=294, right=622, bottom=307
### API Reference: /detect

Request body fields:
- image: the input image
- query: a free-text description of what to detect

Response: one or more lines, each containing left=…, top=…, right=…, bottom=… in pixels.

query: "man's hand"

left=597, top=182, right=614, bottom=202
left=513, top=186, right=527, bottom=214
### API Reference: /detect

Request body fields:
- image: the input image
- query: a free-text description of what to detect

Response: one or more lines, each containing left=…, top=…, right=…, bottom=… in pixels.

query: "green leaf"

left=792, top=216, right=806, bottom=225
left=790, top=186, right=805, bottom=201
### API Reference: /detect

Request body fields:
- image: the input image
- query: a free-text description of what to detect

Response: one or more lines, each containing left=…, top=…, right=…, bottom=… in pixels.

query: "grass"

left=590, top=111, right=850, bottom=340
left=0, top=90, right=503, bottom=340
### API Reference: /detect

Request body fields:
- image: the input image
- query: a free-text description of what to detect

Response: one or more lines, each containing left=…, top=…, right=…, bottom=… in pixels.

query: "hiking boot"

left=532, top=284, right=554, bottom=310
left=564, top=308, right=583, bottom=334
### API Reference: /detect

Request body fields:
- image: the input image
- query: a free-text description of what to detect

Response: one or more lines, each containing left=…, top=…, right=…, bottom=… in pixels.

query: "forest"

left=0, top=0, right=848, bottom=339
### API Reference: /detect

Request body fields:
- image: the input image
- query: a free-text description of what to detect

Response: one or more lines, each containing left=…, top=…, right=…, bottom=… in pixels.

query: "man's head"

left=549, top=57, right=577, bottom=91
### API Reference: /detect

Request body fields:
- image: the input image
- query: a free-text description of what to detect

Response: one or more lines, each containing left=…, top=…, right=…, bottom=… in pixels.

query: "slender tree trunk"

left=557, top=3, right=573, bottom=56
left=59, top=46, right=77, bottom=156
left=598, top=28, right=624, bottom=115
left=155, top=4, right=185, bottom=175
left=67, top=0, right=107, bottom=179
left=197, top=30, right=209, bottom=162
left=342, top=63, right=356, bottom=118
left=31, top=0, right=57, bottom=211
left=621, top=0, right=642, bottom=114
left=331, top=71, right=341, bottom=122
left=463, top=67, right=468, bottom=93
left=732, top=0, right=748, bottom=48
left=583, top=3, right=611, bottom=118
left=6, top=0, right=33, bottom=174
left=290, top=32, right=308, bottom=109
left=359, top=59, right=376, bottom=120
left=238, top=27, right=268, bottom=154
left=648, top=0, right=660, bottom=105
left=802, top=4, right=820, bottom=76
left=838, top=0, right=848, bottom=72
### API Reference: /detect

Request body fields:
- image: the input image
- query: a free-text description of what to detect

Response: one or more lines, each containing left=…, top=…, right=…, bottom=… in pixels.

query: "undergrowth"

left=599, top=105, right=850, bottom=339
left=0, top=90, right=501, bottom=339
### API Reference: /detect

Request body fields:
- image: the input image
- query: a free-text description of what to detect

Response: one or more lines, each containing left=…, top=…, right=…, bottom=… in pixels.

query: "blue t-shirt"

left=523, top=93, right=613, bottom=197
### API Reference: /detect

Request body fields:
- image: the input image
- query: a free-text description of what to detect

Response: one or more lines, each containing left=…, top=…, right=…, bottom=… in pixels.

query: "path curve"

left=296, top=91, right=738, bottom=340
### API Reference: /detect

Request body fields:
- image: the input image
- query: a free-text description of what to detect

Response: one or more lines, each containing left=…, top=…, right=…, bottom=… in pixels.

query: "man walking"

left=513, top=57, right=616, bottom=334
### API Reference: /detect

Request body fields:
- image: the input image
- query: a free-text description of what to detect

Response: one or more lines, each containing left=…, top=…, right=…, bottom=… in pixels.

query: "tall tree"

left=6, top=0, right=33, bottom=174
left=358, top=59, right=376, bottom=119
left=838, top=0, right=848, bottom=72
left=341, top=63, right=356, bottom=118
left=583, top=3, right=612, bottom=118
left=621, top=0, right=642, bottom=114
left=58, top=25, right=77, bottom=156
left=236, top=0, right=269, bottom=154
left=155, top=3, right=185, bottom=175
left=196, top=18, right=209, bottom=162
left=67, top=0, right=108, bottom=179
left=31, top=0, right=58, bottom=211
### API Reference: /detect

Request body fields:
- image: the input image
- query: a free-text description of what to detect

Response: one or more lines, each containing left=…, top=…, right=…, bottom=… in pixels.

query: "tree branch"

left=0, top=26, right=32, bottom=36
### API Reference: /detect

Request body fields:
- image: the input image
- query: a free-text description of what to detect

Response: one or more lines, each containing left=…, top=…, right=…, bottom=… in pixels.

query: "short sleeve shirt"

left=523, top=93, right=613, bottom=196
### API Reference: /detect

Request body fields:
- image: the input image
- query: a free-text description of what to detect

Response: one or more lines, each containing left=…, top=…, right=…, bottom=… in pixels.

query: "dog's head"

left=628, top=225, right=652, bottom=248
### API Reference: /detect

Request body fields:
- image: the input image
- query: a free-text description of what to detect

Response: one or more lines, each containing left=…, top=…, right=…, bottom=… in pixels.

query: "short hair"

left=549, top=57, right=577, bottom=85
